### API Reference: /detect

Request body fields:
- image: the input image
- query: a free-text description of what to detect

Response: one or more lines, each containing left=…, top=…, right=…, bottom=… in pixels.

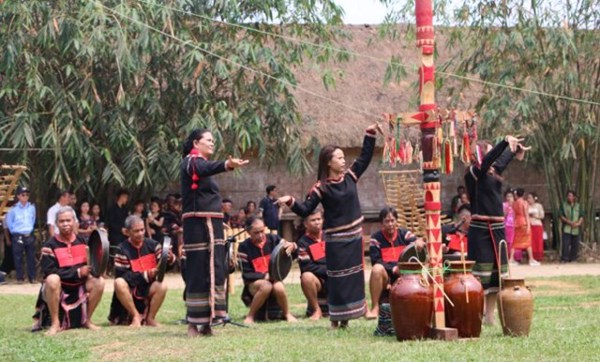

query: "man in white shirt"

left=47, top=191, right=76, bottom=237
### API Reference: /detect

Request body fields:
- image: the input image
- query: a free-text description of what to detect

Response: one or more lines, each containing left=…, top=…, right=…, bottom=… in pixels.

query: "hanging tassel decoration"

left=405, top=140, right=413, bottom=165
left=390, top=136, right=397, bottom=168
left=444, top=139, right=453, bottom=174
left=382, top=137, right=390, bottom=165
left=451, top=115, right=458, bottom=157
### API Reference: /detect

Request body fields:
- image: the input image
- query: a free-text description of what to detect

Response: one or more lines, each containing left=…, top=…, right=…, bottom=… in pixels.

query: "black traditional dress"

left=369, top=228, right=417, bottom=284
left=181, top=150, right=231, bottom=326
left=465, top=140, right=514, bottom=292
left=288, top=130, right=376, bottom=321
left=108, top=238, right=166, bottom=325
left=33, top=235, right=90, bottom=330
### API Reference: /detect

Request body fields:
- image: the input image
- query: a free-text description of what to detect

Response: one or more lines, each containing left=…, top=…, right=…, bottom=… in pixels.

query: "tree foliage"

left=0, top=0, right=348, bottom=206
left=382, top=0, right=600, bottom=243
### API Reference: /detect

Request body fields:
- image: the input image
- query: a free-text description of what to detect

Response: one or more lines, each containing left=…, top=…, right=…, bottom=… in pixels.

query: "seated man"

left=366, top=207, right=425, bottom=319
left=33, top=206, right=105, bottom=336
left=442, top=204, right=471, bottom=255
left=238, top=216, right=297, bottom=324
left=296, top=210, right=328, bottom=321
left=108, top=215, right=175, bottom=327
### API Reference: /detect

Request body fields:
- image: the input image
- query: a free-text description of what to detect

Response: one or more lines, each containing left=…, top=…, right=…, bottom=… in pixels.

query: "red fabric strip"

left=130, top=254, right=157, bottom=273
left=252, top=255, right=270, bottom=274
left=381, top=246, right=405, bottom=263
left=55, top=244, right=88, bottom=268
left=308, top=242, right=326, bottom=261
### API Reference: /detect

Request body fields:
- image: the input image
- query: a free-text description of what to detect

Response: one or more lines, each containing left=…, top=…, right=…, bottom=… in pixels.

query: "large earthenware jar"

left=498, top=278, right=534, bottom=336
left=389, top=262, right=433, bottom=341
left=444, top=260, right=484, bottom=338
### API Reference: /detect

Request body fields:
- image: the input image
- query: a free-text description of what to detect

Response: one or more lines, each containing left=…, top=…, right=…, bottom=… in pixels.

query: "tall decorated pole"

left=415, top=0, right=446, bottom=330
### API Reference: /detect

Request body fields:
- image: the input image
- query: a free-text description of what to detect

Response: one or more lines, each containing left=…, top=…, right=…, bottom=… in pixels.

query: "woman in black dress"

left=465, top=135, right=528, bottom=325
left=278, top=123, right=382, bottom=328
left=181, top=129, right=248, bottom=336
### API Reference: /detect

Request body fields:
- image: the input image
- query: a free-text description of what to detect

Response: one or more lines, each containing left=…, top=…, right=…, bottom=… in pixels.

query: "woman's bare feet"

left=199, top=326, right=213, bottom=336
left=286, top=313, right=298, bottom=323
left=365, top=307, right=378, bottom=320
left=187, top=324, right=200, bottom=337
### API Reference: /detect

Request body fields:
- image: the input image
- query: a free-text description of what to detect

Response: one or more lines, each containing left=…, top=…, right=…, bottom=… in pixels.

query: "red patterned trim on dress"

left=472, top=215, right=505, bottom=223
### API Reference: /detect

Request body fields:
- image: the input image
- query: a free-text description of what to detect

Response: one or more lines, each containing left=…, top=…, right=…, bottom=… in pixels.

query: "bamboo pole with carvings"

left=415, top=0, right=446, bottom=329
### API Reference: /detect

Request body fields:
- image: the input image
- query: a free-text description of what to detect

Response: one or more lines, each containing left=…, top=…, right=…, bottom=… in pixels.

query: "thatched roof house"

left=293, top=25, right=481, bottom=148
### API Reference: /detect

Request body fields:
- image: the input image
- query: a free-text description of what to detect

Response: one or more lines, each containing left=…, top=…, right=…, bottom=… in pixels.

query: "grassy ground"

left=0, top=276, right=599, bottom=361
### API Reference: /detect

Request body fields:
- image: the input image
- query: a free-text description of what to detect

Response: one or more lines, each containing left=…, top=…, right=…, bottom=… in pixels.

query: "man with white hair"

left=108, top=215, right=175, bottom=327
left=33, top=206, right=105, bottom=336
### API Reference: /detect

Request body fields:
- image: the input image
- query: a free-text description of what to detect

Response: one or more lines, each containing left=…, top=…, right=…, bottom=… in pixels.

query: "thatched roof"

left=294, top=25, right=480, bottom=148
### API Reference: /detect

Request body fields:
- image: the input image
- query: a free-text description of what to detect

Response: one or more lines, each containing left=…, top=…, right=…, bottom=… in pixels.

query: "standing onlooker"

left=259, top=185, right=281, bottom=232
left=510, top=188, right=540, bottom=266
left=246, top=201, right=257, bottom=216
left=132, top=200, right=146, bottom=221
left=90, top=203, right=103, bottom=228
left=560, top=190, right=584, bottom=263
left=230, top=208, right=247, bottom=228
left=146, top=197, right=165, bottom=243
left=69, top=192, right=78, bottom=209
left=0, top=217, right=16, bottom=279
left=222, top=198, right=233, bottom=227
left=78, top=200, right=96, bottom=242
left=106, top=189, right=130, bottom=246
left=5, top=186, right=37, bottom=283
left=527, top=192, right=545, bottom=261
left=449, top=185, right=466, bottom=220
left=503, top=190, right=515, bottom=256
left=46, top=190, right=72, bottom=237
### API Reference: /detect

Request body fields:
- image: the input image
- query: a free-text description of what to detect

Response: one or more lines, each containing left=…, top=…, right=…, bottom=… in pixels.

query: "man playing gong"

left=238, top=216, right=297, bottom=324
left=296, top=210, right=328, bottom=320
left=33, top=206, right=105, bottom=336
left=366, top=207, right=426, bottom=319
left=108, top=215, right=175, bottom=327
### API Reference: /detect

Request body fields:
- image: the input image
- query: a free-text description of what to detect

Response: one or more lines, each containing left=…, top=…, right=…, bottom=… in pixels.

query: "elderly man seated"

left=238, top=216, right=297, bottom=324
left=366, top=207, right=426, bottom=319
left=108, top=215, right=175, bottom=327
left=33, top=206, right=105, bottom=336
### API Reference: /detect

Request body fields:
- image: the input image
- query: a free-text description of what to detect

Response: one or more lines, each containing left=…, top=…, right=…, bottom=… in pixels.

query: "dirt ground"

left=1, top=262, right=598, bottom=296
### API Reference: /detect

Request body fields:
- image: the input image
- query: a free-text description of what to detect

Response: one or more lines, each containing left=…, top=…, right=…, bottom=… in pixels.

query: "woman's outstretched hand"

left=367, top=123, right=384, bottom=136
left=505, top=135, right=524, bottom=152
left=275, top=196, right=292, bottom=207
left=226, top=156, right=249, bottom=169
left=515, top=144, right=531, bottom=161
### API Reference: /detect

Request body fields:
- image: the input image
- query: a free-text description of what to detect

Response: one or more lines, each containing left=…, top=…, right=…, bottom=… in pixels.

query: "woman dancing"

left=181, top=129, right=248, bottom=336
left=465, top=136, right=529, bottom=325
left=278, top=123, right=382, bottom=328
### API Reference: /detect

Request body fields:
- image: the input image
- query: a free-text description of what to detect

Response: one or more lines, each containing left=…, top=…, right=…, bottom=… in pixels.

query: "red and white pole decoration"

left=416, top=0, right=446, bottom=329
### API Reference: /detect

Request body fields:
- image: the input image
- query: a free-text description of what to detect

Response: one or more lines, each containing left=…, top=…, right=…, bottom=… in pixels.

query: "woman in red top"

left=509, top=189, right=539, bottom=266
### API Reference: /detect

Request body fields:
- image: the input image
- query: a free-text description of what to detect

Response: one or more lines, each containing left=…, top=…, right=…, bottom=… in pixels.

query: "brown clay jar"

left=444, top=260, right=484, bottom=338
left=389, top=262, right=433, bottom=341
left=497, top=278, right=534, bottom=337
